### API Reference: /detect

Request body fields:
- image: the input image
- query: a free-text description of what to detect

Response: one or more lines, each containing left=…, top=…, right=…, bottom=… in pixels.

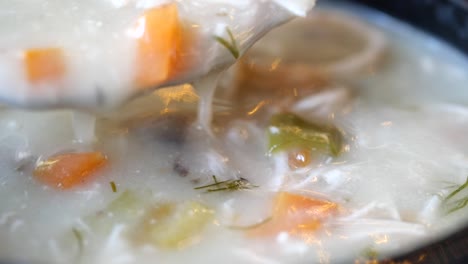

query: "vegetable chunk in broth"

left=2, top=2, right=468, bottom=264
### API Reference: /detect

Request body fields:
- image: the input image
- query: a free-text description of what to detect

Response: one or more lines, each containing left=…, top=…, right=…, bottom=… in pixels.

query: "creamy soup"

left=0, top=0, right=314, bottom=108
left=1, top=2, right=468, bottom=264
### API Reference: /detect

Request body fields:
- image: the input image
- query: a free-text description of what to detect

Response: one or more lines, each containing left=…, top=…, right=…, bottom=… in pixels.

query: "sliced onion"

left=291, top=85, right=354, bottom=122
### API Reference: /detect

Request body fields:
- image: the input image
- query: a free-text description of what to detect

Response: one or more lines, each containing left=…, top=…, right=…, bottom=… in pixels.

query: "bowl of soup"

left=0, top=0, right=468, bottom=263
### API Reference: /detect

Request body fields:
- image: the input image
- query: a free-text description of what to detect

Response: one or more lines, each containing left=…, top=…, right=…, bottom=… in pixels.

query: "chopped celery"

left=134, top=201, right=214, bottom=249
left=65, top=193, right=214, bottom=252
left=268, top=113, right=344, bottom=156
left=84, top=190, right=147, bottom=236
left=60, top=191, right=146, bottom=261
left=100, top=190, right=143, bottom=217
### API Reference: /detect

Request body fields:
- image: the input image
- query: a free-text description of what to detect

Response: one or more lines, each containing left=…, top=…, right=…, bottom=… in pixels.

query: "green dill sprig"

left=444, top=176, right=468, bottom=214
left=214, top=28, right=240, bottom=59
left=194, top=175, right=258, bottom=193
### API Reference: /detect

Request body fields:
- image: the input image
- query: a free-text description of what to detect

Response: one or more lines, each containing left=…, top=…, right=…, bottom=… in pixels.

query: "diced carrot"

left=33, top=152, right=107, bottom=189
left=248, top=192, right=339, bottom=238
left=274, top=192, right=338, bottom=217
left=134, top=3, right=184, bottom=89
left=24, top=48, right=66, bottom=84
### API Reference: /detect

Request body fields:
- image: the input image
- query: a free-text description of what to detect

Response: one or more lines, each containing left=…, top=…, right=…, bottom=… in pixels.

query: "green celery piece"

left=85, top=190, right=146, bottom=235
left=61, top=191, right=146, bottom=260
left=268, top=113, right=344, bottom=156
left=136, top=201, right=214, bottom=249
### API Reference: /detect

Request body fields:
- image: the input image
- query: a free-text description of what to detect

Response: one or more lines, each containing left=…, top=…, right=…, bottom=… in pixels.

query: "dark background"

left=351, top=0, right=468, bottom=55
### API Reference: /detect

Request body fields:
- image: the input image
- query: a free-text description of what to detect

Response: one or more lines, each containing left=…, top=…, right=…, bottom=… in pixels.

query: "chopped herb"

left=214, top=28, right=239, bottom=59
left=443, top=176, right=468, bottom=214
left=110, top=181, right=117, bottom=193
left=448, top=198, right=468, bottom=214
left=445, top=177, right=468, bottom=200
left=72, top=228, right=84, bottom=259
left=194, top=175, right=258, bottom=193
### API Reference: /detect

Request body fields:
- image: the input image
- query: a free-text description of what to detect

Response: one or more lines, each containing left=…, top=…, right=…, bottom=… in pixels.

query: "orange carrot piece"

left=34, top=152, right=107, bottom=189
left=274, top=192, right=339, bottom=218
left=24, top=48, right=66, bottom=84
left=249, top=192, right=339, bottom=237
left=134, top=3, right=183, bottom=89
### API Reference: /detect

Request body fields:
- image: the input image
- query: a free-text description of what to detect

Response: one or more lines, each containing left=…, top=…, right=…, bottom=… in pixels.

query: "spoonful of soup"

left=0, top=0, right=316, bottom=109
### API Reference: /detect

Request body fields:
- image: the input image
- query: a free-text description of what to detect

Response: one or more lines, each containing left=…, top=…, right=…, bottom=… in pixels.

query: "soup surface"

left=1, top=2, right=468, bottom=264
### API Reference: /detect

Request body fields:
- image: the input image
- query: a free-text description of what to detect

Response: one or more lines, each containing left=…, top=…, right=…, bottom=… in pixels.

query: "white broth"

left=1, top=2, right=468, bottom=264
